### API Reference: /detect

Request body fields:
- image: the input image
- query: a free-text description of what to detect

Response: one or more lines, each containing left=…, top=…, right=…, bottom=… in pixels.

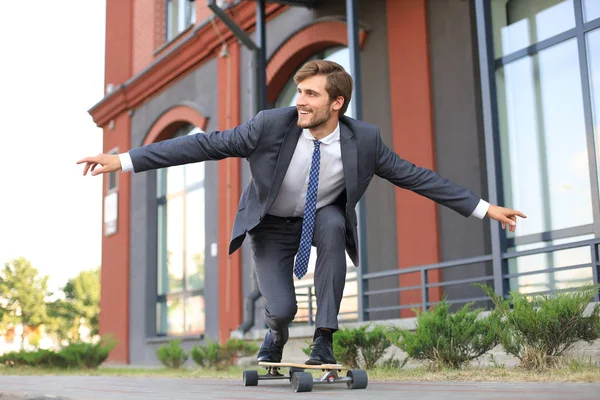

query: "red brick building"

left=90, top=0, right=600, bottom=364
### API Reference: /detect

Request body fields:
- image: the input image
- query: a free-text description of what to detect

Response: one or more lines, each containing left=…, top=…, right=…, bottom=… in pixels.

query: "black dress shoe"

left=256, top=330, right=284, bottom=362
left=305, top=335, right=336, bottom=365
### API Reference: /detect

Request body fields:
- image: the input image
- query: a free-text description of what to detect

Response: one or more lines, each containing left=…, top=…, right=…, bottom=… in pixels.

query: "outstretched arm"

left=374, top=130, right=526, bottom=230
left=77, top=111, right=265, bottom=176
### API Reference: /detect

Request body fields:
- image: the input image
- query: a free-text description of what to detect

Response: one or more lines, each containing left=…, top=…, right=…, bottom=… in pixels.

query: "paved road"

left=0, top=376, right=599, bottom=400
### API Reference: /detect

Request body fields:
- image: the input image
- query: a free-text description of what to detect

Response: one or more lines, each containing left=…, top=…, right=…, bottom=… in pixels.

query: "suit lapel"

left=264, top=121, right=302, bottom=214
left=340, top=122, right=358, bottom=206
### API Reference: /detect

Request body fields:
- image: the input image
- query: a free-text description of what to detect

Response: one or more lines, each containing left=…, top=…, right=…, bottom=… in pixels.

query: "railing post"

left=308, top=286, right=314, bottom=326
left=421, top=269, right=428, bottom=312
left=592, top=244, right=600, bottom=303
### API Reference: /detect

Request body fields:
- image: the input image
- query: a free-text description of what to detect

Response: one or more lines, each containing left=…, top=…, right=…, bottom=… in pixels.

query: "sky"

left=0, top=1, right=106, bottom=292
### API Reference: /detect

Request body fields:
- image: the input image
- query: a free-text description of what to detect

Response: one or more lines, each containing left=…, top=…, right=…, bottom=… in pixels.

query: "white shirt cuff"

left=119, top=152, right=134, bottom=172
left=471, top=199, right=490, bottom=219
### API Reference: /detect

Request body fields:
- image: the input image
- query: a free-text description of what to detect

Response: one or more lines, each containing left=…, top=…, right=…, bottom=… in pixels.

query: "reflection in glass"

left=157, top=297, right=185, bottom=335
left=583, top=0, right=600, bottom=22
left=491, top=0, right=575, bottom=57
left=185, top=296, right=205, bottom=334
left=585, top=29, right=600, bottom=198
left=496, top=38, right=593, bottom=239
left=156, top=123, right=207, bottom=336
left=508, top=235, right=594, bottom=293
left=186, top=188, right=205, bottom=291
left=167, top=196, right=184, bottom=293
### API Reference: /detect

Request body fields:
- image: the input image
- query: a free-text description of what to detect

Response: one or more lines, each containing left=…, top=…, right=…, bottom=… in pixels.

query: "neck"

left=309, top=117, right=339, bottom=140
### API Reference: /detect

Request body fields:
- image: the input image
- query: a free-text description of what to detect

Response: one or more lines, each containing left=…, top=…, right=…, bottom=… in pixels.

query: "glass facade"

left=156, top=124, right=206, bottom=335
left=490, top=0, right=599, bottom=293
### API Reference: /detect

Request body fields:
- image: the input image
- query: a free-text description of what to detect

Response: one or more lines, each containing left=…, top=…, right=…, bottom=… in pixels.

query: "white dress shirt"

left=118, top=125, right=490, bottom=219
left=269, top=124, right=345, bottom=217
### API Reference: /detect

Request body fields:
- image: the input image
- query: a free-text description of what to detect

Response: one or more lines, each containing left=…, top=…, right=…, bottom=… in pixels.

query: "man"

left=78, top=60, right=526, bottom=365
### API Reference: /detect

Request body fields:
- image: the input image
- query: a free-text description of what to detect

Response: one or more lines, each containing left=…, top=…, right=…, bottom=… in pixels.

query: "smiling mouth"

left=298, top=110, right=311, bottom=115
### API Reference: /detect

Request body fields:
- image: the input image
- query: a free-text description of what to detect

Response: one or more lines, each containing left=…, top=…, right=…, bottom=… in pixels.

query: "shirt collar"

left=302, top=122, right=340, bottom=145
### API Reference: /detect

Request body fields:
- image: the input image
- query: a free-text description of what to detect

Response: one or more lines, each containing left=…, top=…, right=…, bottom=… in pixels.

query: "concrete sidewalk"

left=0, top=376, right=599, bottom=400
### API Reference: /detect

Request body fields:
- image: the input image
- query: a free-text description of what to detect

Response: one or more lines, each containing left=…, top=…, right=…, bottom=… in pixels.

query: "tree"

left=0, top=257, right=49, bottom=349
left=63, top=267, right=100, bottom=340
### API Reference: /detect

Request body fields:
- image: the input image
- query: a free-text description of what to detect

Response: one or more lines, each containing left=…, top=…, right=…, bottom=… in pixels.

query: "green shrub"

left=0, top=350, right=31, bottom=367
left=0, top=336, right=116, bottom=369
left=391, top=299, right=499, bottom=369
left=156, top=340, right=188, bottom=369
left=190, top=339, right=258, bottom=370
left=479, top=283, right=600, bottom=370
left=356, top=325, right=393, bottom=369
left=190, top=341, right=227, bottom=370
left=332, top=327, right=362, bottom=368
left=59, top=337, right=117, bottom=369
left=302, top=325, right=392, bottom=369
left=222, top=338, right=259, bottom=364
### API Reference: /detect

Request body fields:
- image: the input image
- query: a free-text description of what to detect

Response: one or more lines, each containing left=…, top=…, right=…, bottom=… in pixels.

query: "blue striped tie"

left=294, top=140, right=321, bottom=279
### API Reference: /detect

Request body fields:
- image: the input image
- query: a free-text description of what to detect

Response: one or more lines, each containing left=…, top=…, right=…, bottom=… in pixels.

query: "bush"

left=391, top=299, right=499, bottom=369
left=302, top=325, right=393, bottom=369
left=190, top=339, right=258, bottom=370
left=0, top=336, right=116, bottom=369
left=59, top=337, right=117, bottom=369
left=156, top=340, right=188, bottom=369
left=479, top=284, right=600, bottom=370
left=357, top=325, right=393, bottom=369
left=190, top=341, right=227, bottom=370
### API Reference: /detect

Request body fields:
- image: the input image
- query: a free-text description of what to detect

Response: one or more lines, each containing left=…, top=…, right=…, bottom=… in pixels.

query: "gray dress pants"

left=248, top=204, right=348, bottom=343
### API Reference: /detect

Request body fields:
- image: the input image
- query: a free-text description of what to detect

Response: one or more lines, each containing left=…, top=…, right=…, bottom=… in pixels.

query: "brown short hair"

left=293, top=60, right=353, bottom=116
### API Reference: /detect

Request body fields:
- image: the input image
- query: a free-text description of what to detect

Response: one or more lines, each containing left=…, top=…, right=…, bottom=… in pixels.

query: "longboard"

left=258, top=361, right=346, bottom=370
left=243, top=361, right=368, bottom=392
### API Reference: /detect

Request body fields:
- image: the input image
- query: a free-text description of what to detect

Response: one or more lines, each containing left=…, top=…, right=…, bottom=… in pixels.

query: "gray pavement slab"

left=0, top=376, right=599, bottom=400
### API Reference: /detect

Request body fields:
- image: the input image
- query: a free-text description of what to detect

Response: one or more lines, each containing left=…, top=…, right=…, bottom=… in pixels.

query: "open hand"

left=76, top=153, right=122, bottom=176
left=486, top=204, right=527, bottom=232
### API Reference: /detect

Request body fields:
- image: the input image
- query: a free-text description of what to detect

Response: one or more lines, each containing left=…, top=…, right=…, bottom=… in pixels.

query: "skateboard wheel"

left=291, top=371, right=313, bottom=392
left=346, top=369, right=368, bottom=389
left=288, top=366, right=304, bottom=382
left=243, top=370, right=259, bottom=386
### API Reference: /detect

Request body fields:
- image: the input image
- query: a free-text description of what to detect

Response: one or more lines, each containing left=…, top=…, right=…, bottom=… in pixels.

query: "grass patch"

left=1, top=363, right=599, bottom=382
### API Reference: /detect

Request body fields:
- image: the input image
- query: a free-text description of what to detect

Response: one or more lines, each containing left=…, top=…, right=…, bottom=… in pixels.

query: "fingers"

left=91, top=167, right=104, bottom=176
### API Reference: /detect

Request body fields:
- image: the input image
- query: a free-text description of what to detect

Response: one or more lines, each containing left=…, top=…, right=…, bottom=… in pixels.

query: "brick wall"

left=133, top=0, right=156, bottom=75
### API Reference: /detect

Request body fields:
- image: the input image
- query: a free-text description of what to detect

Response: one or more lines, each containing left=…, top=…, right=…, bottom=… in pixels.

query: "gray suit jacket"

left=129, top=106, right=480, bottom=266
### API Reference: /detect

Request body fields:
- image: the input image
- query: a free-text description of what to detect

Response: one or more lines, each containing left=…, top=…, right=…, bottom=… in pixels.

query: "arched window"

left=274, top=46, right=358, bottom=323
left=156, top=123, right=206, bottom=336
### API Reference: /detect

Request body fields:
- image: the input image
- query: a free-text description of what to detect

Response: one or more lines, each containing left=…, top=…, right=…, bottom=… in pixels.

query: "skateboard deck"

left=244, top=361, right=368, bottom=392
left=258, top=361, right=346, bottom=370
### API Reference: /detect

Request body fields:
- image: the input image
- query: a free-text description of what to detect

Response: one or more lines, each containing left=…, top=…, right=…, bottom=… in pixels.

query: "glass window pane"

left=167, top=164, right=185, bottom=195
left=157, top=297, right=185, bottom=335
left=185, top=295, right=205, bottom=334
left=585, top=28, right=600, bottom=194
left=185, top=188, right=205, bottom=291
left=583, top=0, right=600, bottom=22
left=167, top=196, right=184, bottom=293
left=166, top=0, right=179, bottom=41
left=492, top=0, right=575, bottom=57
left=508, top=235, right=595, bottom=293
left=496, top=39, right=593, bottom=239
left=157, top=203, right=169, bottom=295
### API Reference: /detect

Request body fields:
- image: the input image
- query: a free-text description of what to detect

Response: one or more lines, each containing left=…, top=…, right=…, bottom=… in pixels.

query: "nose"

left=296, top=93, right=307, bottom=106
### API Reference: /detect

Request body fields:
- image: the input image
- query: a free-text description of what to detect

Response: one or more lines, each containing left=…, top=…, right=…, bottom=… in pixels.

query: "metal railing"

left=294, top=238, right=600, bottom=325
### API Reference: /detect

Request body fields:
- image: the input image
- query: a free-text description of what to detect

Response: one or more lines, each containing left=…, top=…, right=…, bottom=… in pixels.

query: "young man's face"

left=296, top=75, right=342, bottom=129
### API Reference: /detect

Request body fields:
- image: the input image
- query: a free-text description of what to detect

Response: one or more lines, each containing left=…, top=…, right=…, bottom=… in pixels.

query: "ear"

left=331, top=96, right=344, bottom=112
